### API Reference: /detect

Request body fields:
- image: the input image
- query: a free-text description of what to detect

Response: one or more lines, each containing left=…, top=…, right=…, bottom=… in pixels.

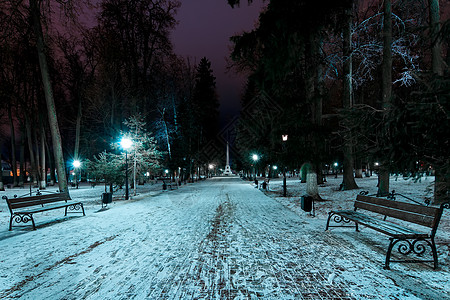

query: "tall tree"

left=428, top=0, right=446, bottom=203
left=191, top=57, right=220, bottom=145
left=429, top=0, right=443, bottom=76
left=378, top=0, right=392, bottom=197
left=30, top=0, right=68, bottom=192
left=341, top=2, right=358, bottom=190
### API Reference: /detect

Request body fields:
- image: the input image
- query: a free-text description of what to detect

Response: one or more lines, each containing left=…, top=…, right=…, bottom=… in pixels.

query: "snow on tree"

left=121, top=114, right=163, bottom=195
left=87, top=114, right=162, bottom=195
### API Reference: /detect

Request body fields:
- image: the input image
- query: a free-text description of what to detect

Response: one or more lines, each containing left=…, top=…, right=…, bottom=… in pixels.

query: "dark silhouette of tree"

left=341, top=2, right=359, bottom=191
left=30, top=0, right=69, bottom=192
left=191, top=57, right=220, bottom=145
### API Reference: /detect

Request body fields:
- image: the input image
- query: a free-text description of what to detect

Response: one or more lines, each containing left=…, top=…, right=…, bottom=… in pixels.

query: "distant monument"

left=223, top=142, right=233, bottom=175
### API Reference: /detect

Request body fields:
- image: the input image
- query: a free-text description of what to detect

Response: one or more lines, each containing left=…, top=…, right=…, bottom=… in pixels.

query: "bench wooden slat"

left=336, top=211, right=428, bottom=238
left=355, top=200, right=436, bottom=228
left=10, top=199, right=68, bottom=209
left=10, top=199, right=67, bottom=209
left=355, top=195, right=439, bottom=228
left=15, top=202, right=81, bottom=214
left=356, top=195, right=438, bottom=216
left=8, top=193, right=69, bottom=203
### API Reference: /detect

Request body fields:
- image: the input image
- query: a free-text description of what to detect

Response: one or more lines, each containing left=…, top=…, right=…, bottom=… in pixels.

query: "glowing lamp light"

left=209, top=164, right=214, bottom=170
left=73, top=160, right=81, bottom=168
left=334, top=162, right=338, bottom=167
left=252, top=154, right=259, bottom=161
left=282, top=134, right=288, bottom=142
left=273, top=165, right=278, bottom=170
left=374, top=162, right=380, bottom=166
left=120, top=137, right=133, bottom=150
left=165, top=169, right=169, bottom=174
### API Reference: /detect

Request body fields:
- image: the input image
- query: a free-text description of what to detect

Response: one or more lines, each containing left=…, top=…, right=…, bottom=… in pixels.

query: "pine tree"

left=87, top=114, right=162, bottom=195
left=191, top=57, right=220, bottom=145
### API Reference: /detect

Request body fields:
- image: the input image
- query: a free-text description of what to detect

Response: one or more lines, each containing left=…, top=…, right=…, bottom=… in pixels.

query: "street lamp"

left=252, top=154, right=259, bottom=181
left=282, top=135, right=288, bottom=197
left=208, top=164, right=214, bottom=177
left=120, top=137, right=133, bottom=200
left=73, top=160, right=81, bottom=189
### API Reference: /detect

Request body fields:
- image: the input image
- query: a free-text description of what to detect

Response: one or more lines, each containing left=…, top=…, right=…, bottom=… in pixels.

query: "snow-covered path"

left=0, top=177, right=448, bottom=299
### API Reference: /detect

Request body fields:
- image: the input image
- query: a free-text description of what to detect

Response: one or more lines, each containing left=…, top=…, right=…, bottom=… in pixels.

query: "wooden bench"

left=325, top=194, right=448, bottom=269
left=3, top=192, right=85, bottom=231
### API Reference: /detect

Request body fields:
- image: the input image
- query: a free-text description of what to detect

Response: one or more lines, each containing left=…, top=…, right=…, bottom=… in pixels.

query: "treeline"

left=228, top=0, right=449, bottom=203
left=0, top=0, right=220, bottom=191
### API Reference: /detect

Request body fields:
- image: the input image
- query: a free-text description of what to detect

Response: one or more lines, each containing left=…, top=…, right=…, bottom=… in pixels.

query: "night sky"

left=170, top=0, right=266, bottom=124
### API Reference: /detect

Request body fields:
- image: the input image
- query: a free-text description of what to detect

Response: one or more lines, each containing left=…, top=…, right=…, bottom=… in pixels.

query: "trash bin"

left=262, top=181, right=267, bottom=190
left=102, top=192, right=112, bottom=208
left=254, top=179, right=258, bottom=186
left=301, top=195, right=313, bottom=212
left=162, top=183, right=167, bottom=190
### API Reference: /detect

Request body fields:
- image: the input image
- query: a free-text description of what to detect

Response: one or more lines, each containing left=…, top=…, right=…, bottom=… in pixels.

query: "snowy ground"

left=0, top=175, right=448, bottom=299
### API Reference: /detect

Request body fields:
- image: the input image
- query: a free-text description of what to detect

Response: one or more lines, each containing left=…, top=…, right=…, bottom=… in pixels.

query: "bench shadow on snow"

left=0, top=215, right=84, bottom=241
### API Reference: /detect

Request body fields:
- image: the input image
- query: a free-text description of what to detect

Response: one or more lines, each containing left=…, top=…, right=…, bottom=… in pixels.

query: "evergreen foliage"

left=87, top=115, right=162, bottom=190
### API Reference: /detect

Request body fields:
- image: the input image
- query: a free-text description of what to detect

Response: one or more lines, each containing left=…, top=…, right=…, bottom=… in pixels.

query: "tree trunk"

left=378, top=0, right=392, bottom=196
left=30, top=0, right=68, bottom=193
left=354, top=158, right=363, bottom=178
left=304, top=30, right=323, bottom=199
left=0, top=152, right=4, bottom=191
left=8, top=103, right=18, bottom=186
left=306, top=171, right=321, bottom=200
left=25, top=112, right=38, bottom=187
left=33, top=119, right=41, bottom=186
left=342, top=5, right=358, bottom=190
left=429, top=0, right=443, bottom=76
left=381, top=0, right=392, bottom=108
left=429, top=0, right=445, bottom=203
left=44, top=138, right=55, bottom=185
left=39, top=123, right=46, bottom=189
left=74, top=93, right=82, bottom=161
left=19, top=126, right=25, bottom=186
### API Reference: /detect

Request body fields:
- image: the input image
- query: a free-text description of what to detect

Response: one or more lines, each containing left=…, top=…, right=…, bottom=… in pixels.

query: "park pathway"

left=1, top=177, right=445, bottom=299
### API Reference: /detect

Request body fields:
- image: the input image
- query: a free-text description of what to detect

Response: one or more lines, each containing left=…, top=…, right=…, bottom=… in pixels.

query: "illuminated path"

left=0, top=177, right=445, bottom=299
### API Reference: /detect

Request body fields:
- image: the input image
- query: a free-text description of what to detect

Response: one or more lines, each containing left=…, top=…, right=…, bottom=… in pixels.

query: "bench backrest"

left=355, top=195, right=441, bottom=229
left=6, top=192, right=71, bottom=211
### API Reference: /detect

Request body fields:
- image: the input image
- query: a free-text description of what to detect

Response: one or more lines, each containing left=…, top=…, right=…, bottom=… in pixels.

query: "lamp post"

left=252, top=154, right=259, bottom=181
left=208, top=164, right=214, bottom=178
left=282, top=135, right=288, bottom=197
left=120, top=137, right=133, bottom=200
left=73, top=160, right=81, bottom=189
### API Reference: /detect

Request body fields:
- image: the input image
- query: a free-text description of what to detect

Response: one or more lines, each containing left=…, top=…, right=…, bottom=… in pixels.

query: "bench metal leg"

left=384, top=238, right=395, bottom=270
left=431, top=238, right=438, bottom=270
left=9, top=213, right=36, bottom=230
left=385, top=237, right=438, bottom=270
left=31, top=216, right=36, bottom=230
left=325, top=212, right=333, bottom=230
left=66, top=203, right=85, bottom=216
left=9, top=216, right=13, bottom=231
left=325, top=212, right=355, bottom=230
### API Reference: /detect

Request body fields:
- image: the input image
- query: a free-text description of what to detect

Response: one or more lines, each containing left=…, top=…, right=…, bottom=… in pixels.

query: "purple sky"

left=170, top=0, right=266, bottom=122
